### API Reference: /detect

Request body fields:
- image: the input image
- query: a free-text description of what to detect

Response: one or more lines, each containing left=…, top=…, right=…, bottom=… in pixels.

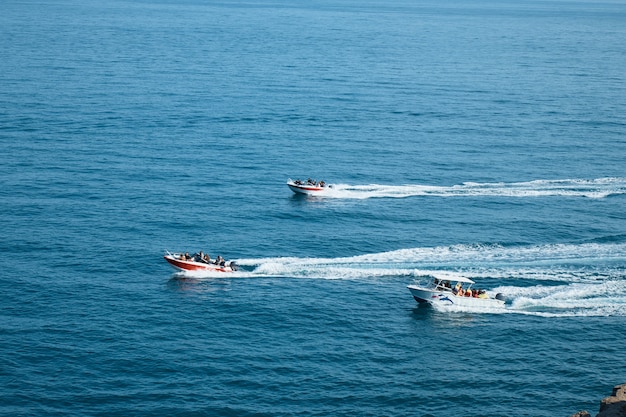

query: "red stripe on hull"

left=289, top=185, right=323, bottom=191
left=297, top=186, right=323, bottom=191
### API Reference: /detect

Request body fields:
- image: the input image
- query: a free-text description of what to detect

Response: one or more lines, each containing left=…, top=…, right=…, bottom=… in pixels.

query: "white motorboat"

left=287, top=178, right=333, bottom=195
left=407, top=275, right=505, bottom=308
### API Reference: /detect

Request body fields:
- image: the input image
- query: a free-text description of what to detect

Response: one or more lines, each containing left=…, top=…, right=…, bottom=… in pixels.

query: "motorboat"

left=407, top=275, right=505, bottom=308
left=287, top=178, right=333, bottom=195
left=164, top=251, right=238, bottom=273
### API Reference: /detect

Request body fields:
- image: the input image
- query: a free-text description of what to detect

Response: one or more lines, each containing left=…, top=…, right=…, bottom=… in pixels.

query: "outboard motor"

left=229, top=261, right=238, bottom=271
left=495, top=293, right=506, bottom=302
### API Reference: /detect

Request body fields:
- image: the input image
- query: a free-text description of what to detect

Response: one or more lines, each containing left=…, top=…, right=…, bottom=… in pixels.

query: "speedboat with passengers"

left=164, top=250, right=238, bottom=273
left=407, top=274, right=505, bottom=308
left=287, top=178, right=333, bottom=195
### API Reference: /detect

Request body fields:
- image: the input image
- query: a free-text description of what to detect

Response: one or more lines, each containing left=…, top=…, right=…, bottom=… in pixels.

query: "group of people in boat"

left=179, top=251, right=226, bottom=266
left=434, top=278, right=489, bottom=299
left=293, top=178, right=329, bottom=188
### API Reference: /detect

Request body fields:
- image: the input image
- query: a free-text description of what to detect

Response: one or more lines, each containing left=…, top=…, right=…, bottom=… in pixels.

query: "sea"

left=1, top=0, right=625, bottom=416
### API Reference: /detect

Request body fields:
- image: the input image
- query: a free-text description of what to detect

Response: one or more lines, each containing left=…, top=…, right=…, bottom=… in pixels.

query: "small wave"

left=318, top=177, right=626, bottom=199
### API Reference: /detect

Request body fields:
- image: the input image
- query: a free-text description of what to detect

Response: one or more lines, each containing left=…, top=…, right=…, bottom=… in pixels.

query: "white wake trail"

left=234, top=242, right=626, bottom=316
left=319, top=177, right=626, bottom=199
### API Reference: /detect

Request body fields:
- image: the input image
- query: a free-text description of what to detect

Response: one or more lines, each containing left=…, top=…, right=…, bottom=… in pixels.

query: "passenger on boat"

left=453, top=283, right=462, bottom=295
left=202, top=254, right=211, bottom=263
left=182, top=252, right=191, bottom=261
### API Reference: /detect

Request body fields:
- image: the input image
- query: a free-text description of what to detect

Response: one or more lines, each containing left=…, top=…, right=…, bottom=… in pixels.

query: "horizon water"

left=1, top=0, right=626, bottom=416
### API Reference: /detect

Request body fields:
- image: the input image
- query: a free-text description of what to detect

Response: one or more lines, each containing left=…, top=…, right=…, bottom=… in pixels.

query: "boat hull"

left=287, top=183, right=325, bottom=195
left=287, top=179, right=332, bottom=196
left=164, top=255, right=234, bottom=273
left=407, top=285, right=505, bottom=308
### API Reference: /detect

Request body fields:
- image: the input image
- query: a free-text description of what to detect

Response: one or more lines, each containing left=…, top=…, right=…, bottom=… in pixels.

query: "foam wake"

left=235, top=242, right=626, bottom=317
left=495, top=280, right=626, bottom=317
left=315, top=177, right=626, bottom=199
left=237, top=241, right=626, bottom=272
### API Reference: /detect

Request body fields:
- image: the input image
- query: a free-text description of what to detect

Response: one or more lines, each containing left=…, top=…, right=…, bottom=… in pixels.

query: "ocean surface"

left=1, top=0, right=626, bottom=416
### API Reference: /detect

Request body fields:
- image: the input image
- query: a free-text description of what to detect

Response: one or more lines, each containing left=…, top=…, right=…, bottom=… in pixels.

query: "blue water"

left=2, top=0, right=626, bottom=416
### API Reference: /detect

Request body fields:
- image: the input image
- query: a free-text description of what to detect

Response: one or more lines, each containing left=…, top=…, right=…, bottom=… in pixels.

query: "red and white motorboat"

left=287, top=178, right=333, bottom=196
left=164, top=251, right=238, bottom=273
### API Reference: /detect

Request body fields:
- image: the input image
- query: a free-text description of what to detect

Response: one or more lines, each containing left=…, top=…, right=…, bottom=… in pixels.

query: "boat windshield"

left=432, top=278, right=452, bottom=291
